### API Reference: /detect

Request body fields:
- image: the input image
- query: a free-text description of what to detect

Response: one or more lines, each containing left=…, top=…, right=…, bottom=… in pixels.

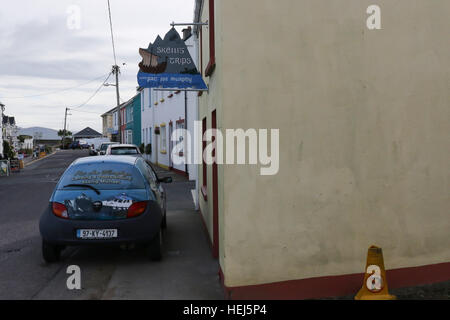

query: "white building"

left=140, top=27, right=199, bottom=185
left=0, top=103, right=4, bottom=157
left=21, top=138, right=33, bottom=150
left=2, top=115, right=19, bottom=151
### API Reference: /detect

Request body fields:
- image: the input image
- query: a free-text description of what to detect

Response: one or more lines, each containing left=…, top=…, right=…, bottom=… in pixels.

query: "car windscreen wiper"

left=63, top=184, right=101, bottom=195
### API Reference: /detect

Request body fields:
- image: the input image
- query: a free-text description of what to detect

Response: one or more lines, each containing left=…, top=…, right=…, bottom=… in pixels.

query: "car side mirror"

left=159, top=177, right=172, bottom=184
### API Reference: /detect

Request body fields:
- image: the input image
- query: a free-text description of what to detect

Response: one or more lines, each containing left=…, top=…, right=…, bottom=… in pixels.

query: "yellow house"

left=195, top=0, right=450, bottom=299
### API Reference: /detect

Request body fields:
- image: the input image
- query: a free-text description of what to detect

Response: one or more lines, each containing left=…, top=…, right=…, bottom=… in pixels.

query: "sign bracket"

left=170, top=21, right=208, bottom=27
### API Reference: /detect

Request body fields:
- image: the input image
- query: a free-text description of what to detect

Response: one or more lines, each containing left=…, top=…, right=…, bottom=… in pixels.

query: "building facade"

left=2, top=115, right=18, bottom=151
left=195, top=0, right=450, bottom=299
left=101, top=107, right=118, bottom=141
left=140, top=28, right=199, bottom=182
left=124, top=92, right=142, bottom=146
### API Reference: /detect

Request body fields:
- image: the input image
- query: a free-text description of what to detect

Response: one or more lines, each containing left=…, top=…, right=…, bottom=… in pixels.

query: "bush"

left=2, top=141, right=15, bottom=159
left=145, top=144, right=152, bottom=155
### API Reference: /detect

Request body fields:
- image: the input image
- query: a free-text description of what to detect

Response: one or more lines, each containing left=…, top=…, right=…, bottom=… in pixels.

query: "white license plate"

left=76, top=229, right=118, bottom=239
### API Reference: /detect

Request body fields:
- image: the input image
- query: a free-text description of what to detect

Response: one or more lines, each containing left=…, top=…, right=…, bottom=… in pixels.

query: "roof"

left=101, top=107, right=118, bottom=117
left=73, top=127, right=102, bottom=138
left=72, top=155, right=138, bottom=166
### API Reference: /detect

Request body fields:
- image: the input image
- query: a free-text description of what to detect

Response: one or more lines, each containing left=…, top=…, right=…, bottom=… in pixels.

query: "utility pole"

left=113, top=65, right=121, bottom=143
left=63, top=107, right=68, bottom=149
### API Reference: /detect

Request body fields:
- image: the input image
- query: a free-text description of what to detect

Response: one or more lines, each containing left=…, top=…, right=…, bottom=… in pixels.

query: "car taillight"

left=127, top=201, right=148, bottom=218
left=52, top=202, right=69, bottom=219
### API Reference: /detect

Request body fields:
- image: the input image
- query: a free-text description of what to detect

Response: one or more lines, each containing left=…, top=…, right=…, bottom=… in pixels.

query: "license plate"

left=76, top=229, right=118, bottom=239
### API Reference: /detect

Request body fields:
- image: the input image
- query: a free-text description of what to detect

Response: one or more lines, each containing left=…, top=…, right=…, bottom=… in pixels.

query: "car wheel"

left=42, top=240, right=61, bottom=263
left=147, top=230, right=162, bottom=261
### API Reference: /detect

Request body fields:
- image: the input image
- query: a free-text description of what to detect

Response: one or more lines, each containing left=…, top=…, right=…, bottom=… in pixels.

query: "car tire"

left=42, top=240, right=61, bottom=263
left=147, top=230, right=162, bottom=261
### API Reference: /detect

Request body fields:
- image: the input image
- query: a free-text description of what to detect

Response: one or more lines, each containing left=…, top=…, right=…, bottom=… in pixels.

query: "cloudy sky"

left=0, top=0, right=194, bottom=133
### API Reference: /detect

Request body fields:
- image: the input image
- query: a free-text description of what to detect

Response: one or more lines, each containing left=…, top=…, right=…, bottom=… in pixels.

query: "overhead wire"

left=0, top=73, right=111, bottom=100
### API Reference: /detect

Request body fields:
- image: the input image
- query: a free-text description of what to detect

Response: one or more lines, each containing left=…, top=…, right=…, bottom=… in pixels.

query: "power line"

left=0, top=73, right=111, bottom=100
left=107, top=0, right=118, bottom=66
left=69, top=109, right=103, bottom=115
left=71, top=72, right=112, bottom=109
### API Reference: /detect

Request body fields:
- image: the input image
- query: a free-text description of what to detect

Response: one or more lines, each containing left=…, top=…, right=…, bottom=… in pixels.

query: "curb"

left=24, top=151, right=58, bottom=167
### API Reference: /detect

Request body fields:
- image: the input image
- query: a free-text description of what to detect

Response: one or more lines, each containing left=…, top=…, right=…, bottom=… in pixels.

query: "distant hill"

left=18, top=127, right=61, bottom=140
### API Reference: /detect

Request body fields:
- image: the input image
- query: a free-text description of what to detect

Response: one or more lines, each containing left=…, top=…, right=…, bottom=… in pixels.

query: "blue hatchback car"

left=39, top=156, right=172, bottom=262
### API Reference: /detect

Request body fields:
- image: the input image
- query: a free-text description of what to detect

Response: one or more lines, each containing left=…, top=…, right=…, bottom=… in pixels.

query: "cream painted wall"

left=210, top=0, right=450, bottom=287
left=198, top=0, right=226, bottom=268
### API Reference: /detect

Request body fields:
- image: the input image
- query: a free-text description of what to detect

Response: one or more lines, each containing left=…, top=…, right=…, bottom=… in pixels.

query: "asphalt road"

left=0, top=150, right=222, bottom=300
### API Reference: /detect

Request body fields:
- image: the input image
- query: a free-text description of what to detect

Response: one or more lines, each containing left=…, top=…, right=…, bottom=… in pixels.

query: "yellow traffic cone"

left=355, top=245, right=396, bottom=300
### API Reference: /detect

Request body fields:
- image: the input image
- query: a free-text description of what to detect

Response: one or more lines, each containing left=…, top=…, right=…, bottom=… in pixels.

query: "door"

left=212, top=110, right=219, bottom=258
left=168, top=123, right=173, bottom=169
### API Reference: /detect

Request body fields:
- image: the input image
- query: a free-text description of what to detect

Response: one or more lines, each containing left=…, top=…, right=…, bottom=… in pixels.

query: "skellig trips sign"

left=137, top=28, right=207, bottom=90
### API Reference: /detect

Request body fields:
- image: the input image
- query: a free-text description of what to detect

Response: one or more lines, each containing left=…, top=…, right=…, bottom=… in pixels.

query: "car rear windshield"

left=58, top=163, right=145, bottom=190
left=111, top=147, right=138, bottom=155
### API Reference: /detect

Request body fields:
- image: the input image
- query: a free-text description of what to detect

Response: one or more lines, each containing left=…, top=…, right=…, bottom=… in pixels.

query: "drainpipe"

left=185, top=90, right=188, bottom=176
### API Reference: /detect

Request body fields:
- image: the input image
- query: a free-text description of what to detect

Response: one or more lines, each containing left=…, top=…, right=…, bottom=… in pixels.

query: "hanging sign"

left=137, top=28, right=207, bottom=90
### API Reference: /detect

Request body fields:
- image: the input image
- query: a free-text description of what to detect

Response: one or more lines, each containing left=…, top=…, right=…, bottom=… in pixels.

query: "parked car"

left=39, top=156, right=172, bottom=263
left=69, top=141, right=80, bottom=149
left=78, top=140, right=90, bottom=149
left=98, top=142, right=119, bottom=155
left=106, top=144, right=142, bottom=157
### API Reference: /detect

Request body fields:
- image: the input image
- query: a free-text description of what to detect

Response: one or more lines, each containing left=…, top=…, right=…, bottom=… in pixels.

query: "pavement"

left=0, top=150, right=223, bottom=300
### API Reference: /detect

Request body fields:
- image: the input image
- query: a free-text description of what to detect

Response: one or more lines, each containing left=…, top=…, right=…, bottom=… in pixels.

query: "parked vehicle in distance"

left=78, top=140, right=90, bottom=149
left=39, top=156, right=172, bottom=263
left=106, top=144, right=142, bottom=157
left=98, top=142, right=119, bottom=155
left=69, top=141, right=80, bottom=149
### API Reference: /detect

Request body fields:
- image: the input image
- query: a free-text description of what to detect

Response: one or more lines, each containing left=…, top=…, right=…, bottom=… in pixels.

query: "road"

left=0, top=150, right=222, bottom=300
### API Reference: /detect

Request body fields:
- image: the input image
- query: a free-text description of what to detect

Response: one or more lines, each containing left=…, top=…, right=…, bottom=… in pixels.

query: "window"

left=110, top=146, right=138, bottom=155
left=58, top=163, right=145, bottom=191
left=201, top=117, right=207, bottom=200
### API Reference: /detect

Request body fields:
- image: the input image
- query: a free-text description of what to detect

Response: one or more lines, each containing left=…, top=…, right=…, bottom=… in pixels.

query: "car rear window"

left=58, top=163, right=145, bottom=190
left=111, top=147, right=138, bottom=155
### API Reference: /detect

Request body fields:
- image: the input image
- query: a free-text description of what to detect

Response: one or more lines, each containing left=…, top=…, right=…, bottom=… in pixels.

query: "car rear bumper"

left=39, top=202, right=163, bottom=246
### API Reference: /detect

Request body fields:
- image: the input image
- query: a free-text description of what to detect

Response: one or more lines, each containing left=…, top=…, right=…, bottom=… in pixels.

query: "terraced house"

left=194, top=0, right=450, bottom=299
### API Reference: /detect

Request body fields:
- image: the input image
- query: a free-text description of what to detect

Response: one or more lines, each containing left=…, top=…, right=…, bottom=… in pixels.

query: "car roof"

left=72, top=155, right=139, bottom=166
left=109, top=144, right=139, bottom=148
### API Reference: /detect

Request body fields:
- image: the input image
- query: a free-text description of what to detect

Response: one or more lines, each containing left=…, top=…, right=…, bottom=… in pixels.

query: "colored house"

left=123, top=92, right=142, bottom=146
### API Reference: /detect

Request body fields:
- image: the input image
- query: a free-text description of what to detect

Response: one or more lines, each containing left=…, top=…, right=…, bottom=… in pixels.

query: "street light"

left=104, top=83, right=117, bottom=87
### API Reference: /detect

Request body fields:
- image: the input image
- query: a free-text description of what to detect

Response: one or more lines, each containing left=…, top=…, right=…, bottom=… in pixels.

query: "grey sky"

left=0, top=0, right=194, bottom=133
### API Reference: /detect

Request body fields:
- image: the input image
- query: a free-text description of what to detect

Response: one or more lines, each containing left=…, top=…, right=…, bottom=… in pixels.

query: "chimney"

left=182, top=26, right=192, bottom=41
